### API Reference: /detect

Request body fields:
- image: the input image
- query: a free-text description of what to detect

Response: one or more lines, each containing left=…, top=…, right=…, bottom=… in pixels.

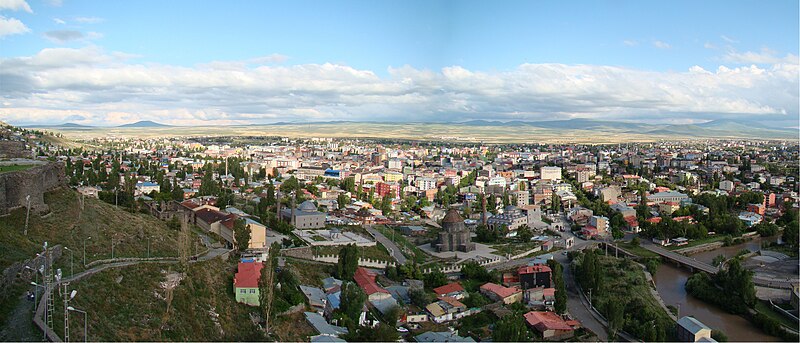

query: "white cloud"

left=653, top=40, right=671, bottom=49
left=0, top=47, right=797, bottom=126
left=723, top=48, right=799, bottom=65
left=0, top=0, right=32, bottom=13
left=0, top=15, right=29, bottom=37
left=721, top=35, right=739, bottom=44
left=704, top=42, right=717, bottom=49
left=53, top=17, right=65, bottom=24
left=46, top=0, right=62, bottom=7
left=623, top=40, right=638, bottom=46
left=43, top=30, right=83, bottom=43
left=74, top=16, right=104, bottom=24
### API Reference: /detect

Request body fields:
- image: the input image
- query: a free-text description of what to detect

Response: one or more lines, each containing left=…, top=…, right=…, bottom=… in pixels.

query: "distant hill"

left=117, top=120, right=170, bottom=128
left=23, top=122, right=93, bottom=129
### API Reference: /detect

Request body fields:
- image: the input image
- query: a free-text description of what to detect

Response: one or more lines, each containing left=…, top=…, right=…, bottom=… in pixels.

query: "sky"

left=0, top=0, right=798, bottom=126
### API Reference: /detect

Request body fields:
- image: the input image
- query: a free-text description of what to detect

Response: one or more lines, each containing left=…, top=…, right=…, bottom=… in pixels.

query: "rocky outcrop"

left=0, top=162, right=66, bottom=215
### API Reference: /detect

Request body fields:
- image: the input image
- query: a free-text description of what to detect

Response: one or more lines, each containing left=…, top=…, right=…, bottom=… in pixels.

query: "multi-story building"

left=540, top=166, right=562, bottom=181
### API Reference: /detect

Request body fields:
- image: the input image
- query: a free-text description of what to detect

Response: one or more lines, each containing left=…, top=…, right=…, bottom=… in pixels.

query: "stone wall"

left=0, top=162, right=66, bottom=215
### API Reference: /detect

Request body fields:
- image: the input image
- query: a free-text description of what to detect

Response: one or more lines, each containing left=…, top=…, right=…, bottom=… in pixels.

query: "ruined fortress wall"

left=0, top=162, right=66, bottom=215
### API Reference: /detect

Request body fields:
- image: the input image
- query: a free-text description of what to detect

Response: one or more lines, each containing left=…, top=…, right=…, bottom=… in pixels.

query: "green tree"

left=336, top=244, right=360, bottom=281
left=339, top=282, right=366, bottom=327
left=424, top=269, right=447, bottom=289
left=783, top=223, right=798, bottom=250
left=337, top=193, right=349, bottom=209
left=492, top=315, right=529, bottom=342
left=607, top=300, right=625, bottom=337
left=233, top=218, right=250, bottom=252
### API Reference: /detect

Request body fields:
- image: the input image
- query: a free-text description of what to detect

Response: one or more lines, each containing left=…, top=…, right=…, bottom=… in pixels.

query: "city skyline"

left=0, top=0, right=798, bottom=127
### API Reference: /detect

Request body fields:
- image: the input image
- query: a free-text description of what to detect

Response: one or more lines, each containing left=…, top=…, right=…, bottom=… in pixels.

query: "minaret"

left=290, top=191, right=296, bottom=227
left=481, top=192, right=488, bottom=226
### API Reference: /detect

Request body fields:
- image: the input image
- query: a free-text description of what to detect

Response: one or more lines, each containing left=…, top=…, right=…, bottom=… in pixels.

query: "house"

left=518, top=265, right=552, bottom=289
left=480, top=283, right=523, bottom=304
left=300, top=285, right=327, bottom=314
left=433, top=282, right=467, bottom=300
left=425, top=297, right=470, bottom=323
left=233, top=262, right=264, bottom=306
left=659, top=202, right=680, bottom=215
left=243, top=217, right=267, bottom=249
left=524, top=311, right=575, bottom=340
left=353, top=267, right=392, bottom=302
left=525, top=287, right=556, bottom=309
left=738, top=211, right=763, bottom=227
left=305, top=311, right=348, bottom=338
left=676, top=316, right=714, bottom=342
left=415, top=331, right=475, bottom=342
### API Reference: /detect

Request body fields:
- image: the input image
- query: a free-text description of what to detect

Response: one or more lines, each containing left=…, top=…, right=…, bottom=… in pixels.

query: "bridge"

left=642, top=243, right=719, bottom=274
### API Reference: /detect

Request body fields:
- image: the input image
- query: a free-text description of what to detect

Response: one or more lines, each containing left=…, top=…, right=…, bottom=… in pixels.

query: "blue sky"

left=0, top=0, right=798, bottom=126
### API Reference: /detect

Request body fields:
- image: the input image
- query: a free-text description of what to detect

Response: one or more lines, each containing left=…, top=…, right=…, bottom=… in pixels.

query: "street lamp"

left=67, top=306, right=88, bottom=343
left=25, top=266, right=43, bottom=311
left=83, top=237, right=91, bottom=266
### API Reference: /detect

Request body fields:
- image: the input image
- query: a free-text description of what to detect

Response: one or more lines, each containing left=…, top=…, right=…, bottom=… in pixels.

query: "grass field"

left=754, top=300, right=800, bottom=331
left=0, top=164, right=35, bottom=173
left=666, top=235, right=727, bottom=251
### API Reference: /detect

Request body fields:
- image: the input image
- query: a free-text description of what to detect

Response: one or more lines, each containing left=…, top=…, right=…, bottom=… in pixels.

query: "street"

left=366, top=226, right=408, bottom=265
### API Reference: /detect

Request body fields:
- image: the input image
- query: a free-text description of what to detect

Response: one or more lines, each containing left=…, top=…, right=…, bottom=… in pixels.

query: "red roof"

left=433, top=282, right=464, bottom=296
left=234, top=262, right=263, bottom=288
left=480, top=283, right=521, bottom=299
left=647, top=217, right=663, bottom=224
left=524, top=311, right=574, bottom=332
left=354, top=267, right=389, bottom=295
left=518, top=265, right=552, bottom=275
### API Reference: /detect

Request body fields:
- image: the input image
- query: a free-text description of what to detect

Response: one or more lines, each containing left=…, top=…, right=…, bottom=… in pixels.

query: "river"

left=652, top=237, right=779, bottom=342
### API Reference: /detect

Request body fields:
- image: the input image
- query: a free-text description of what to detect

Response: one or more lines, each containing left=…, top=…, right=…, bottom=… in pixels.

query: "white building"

left=540, top=166, right=562, bottom=181
left=719, top=180, right=734, bottom=192
left=415, top=177, right=437, bottom=191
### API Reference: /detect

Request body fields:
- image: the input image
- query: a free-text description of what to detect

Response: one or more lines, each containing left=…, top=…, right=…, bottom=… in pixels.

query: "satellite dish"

left=70, top=290, right=78, bottom=299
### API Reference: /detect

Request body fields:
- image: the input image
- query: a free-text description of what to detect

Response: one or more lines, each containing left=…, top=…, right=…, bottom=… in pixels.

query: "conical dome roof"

left=442, top=209, right=463, bottom=224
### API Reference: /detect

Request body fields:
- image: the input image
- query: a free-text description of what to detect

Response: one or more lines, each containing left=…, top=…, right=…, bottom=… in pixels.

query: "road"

left=366, top=226, right=407, bottom=265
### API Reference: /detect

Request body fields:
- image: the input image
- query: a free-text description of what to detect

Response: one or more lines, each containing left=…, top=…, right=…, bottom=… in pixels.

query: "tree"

left=547, top=260, right=567, bottom=314
left=492, top=315, right=529, bottom=342
left=783, top=223, right=798, bottom=250
left=339, top=282, right=366, bottom=327
left=337, top=193, right=349, bottom=209
left=517, top=225, right=533, bottom=242
left=607, top=300, right=625, bottom=337
left=336, top=244, right=360, bottom=281
left=631, top=236, right=640, bottom=247
left=233, top=218, right=250, bottom=252
left=409, top=288, right=432, bottom=308
left=380, top=194, right=392, bottom=215
left=423, top=269, right=447, bottom=289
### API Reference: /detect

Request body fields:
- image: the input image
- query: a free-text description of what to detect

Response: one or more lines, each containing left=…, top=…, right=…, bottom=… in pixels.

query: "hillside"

left=49, top=258, right=264, bottom=341
left=0, top=188, right=186, bottom=333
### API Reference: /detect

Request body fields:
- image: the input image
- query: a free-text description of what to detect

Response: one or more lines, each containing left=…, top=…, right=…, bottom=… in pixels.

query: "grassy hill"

left=50, top=258, right=264, bottom=341
left=0, top=188, right=187, bottom=330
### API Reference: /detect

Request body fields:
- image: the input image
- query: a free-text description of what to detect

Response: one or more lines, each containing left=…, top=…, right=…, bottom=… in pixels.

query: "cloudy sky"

left=0, top=0, right=798, bottom=127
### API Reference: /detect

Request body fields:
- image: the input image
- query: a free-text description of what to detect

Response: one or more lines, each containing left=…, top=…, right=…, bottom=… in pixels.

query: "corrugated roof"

left=233, top=262, right=263, bottom=288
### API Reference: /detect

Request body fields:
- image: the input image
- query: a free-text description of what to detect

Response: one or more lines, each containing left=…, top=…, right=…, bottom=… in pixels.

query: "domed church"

left=433, top=209, right=475, bottom=252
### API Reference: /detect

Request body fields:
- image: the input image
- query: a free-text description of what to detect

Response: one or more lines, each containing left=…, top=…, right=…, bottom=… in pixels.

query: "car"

left=397, top=327, right=409, bottom=333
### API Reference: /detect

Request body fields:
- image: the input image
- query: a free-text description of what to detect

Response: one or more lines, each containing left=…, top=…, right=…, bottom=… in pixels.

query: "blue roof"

left=326, top=292, right=341, bottom=309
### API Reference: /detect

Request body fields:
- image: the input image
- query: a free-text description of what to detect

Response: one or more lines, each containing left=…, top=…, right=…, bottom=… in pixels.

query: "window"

left=250, top=289, right=256, bottom=294
left=239, top=289, right=246, bottom=294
